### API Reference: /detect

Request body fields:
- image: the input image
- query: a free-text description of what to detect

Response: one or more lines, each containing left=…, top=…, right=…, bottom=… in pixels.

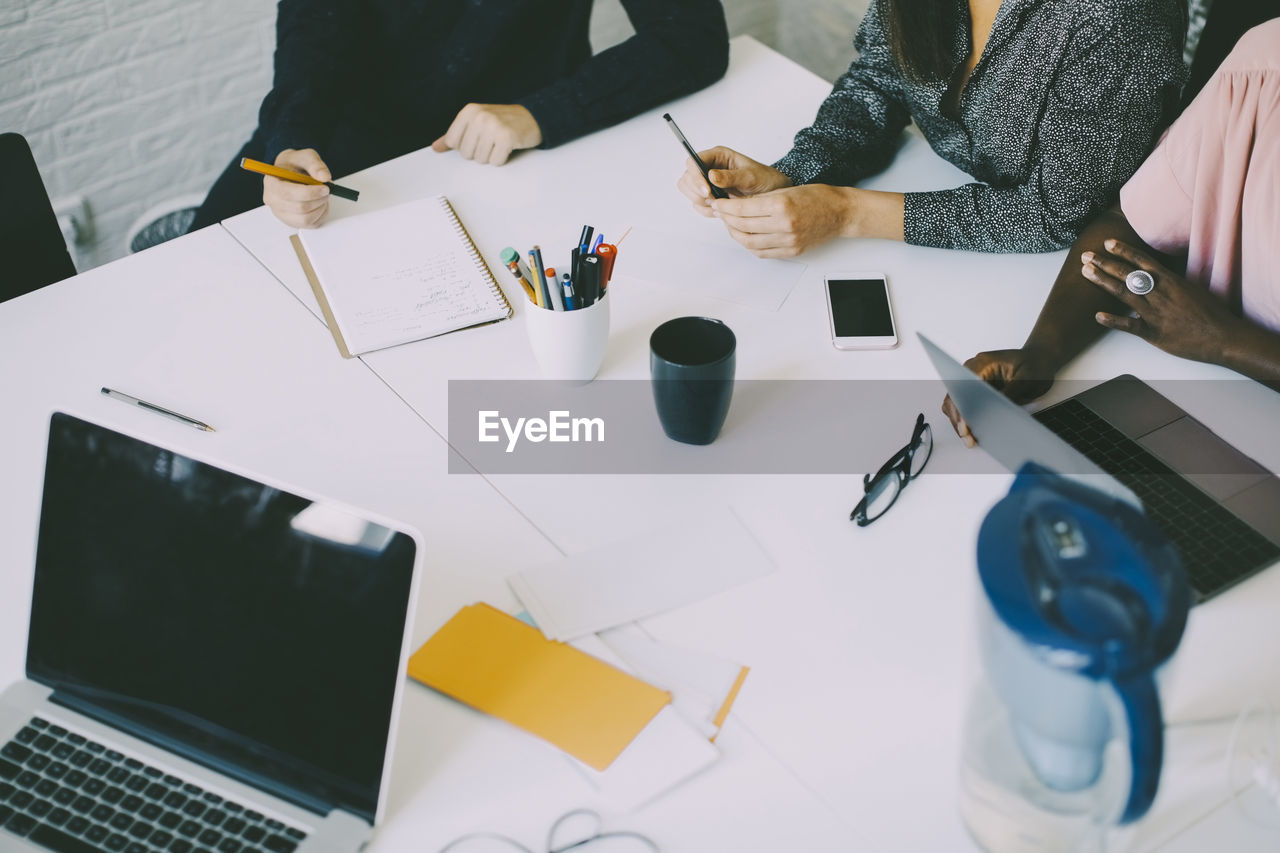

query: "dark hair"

left=879, top=0, right=960, bottom=83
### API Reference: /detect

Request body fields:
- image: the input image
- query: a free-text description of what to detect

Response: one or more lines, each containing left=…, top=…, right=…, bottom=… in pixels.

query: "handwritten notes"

left=297, top=196, right=509, bottom=356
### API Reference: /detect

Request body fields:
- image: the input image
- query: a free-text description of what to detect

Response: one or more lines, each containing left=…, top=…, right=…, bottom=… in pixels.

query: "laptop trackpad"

left=1222, top=478, right=1280, bottom=546
left=1138, top=417, right=1272, bottom=500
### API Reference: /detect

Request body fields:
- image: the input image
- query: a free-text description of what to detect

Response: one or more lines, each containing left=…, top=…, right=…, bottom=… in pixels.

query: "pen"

left=239, top=158, right=360, bottom=202
left=101, top=387, right=215, bottom=432
left=500, top=247, right=537, bottom=303
left=561, top=274, right=576, bottom=310
left=578, top=225, right=595, bottom=257
left=590, top=233, right=604, bottom=253
left=544, top=267, right=565, bottom=311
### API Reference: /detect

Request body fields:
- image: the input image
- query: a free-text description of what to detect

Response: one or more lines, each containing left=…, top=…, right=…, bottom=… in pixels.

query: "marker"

left=101, top=387, right=215, bottom=432
left=500, top=247, right=537, bottom=303
left=238, top=157, right=359, bottom=201
left=578, top=254, right=602, bottom=307
left=561, top=274, right=576, bottom=310
left=595, top=243, right=617, bottom=285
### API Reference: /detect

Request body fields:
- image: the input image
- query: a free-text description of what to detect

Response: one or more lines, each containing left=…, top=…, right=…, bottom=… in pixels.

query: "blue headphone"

left=978, top=463, right=1190, bottom=823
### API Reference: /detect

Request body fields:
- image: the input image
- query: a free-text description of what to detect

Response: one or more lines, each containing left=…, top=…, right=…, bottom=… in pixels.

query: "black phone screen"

left=828, top=278, right=894, bottom=338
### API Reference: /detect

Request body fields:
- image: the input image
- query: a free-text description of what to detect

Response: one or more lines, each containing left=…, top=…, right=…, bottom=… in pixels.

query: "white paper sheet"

left=563, top=634, right=720, bottom=809
left=618, top=227, right=806, bottom=312
left=507, top=507, right=776, bottom=641
left=568, top=705, right=720, bottom=810
left=598, top=624, right=748, bottom=738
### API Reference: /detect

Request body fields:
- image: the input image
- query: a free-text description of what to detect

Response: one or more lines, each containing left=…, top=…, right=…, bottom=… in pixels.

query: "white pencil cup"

left=525, top=293, right=610, bottom=382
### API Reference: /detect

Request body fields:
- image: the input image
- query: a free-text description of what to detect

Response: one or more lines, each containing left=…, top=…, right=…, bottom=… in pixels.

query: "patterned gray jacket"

left=773, top=0, right=1187, bottom=253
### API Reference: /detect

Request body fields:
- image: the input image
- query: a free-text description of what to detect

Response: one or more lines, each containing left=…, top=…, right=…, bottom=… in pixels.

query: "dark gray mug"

left=649, top=317, right=736, bottom=445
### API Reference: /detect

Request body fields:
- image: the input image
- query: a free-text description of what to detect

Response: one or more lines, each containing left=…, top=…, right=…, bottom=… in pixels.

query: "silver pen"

left=100, top=387, right=216, bottom=432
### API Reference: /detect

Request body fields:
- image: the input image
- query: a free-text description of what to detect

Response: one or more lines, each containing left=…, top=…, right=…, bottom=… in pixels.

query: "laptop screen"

left=26, top=413, right=417, bottom=822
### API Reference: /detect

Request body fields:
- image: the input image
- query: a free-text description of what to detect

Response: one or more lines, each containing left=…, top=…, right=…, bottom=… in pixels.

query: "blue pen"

left=590, top=233, right=604, bottom=253
left=561, top=274, right=576, bottom=310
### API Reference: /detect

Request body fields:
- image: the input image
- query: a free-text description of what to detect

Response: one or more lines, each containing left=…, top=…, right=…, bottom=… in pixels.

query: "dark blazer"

left=258, top=0, right=730, bottom=176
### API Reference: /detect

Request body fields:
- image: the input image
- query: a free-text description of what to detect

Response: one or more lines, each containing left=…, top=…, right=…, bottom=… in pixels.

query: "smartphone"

left=663, top=113, right=729, bottom=200
left=825, top=272, right=899, bottom=350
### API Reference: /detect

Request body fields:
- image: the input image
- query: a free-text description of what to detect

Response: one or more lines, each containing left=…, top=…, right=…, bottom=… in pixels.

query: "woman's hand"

left=710, top=183, right=858, bottom=258
left=1081, top=239, right=1244, bottom=364
left=676, top=146, right=791, bottom=216
left=942, top=349, right=1058, bottom=447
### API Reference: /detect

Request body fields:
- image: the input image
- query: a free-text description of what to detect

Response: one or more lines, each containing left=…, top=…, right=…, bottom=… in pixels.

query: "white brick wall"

left=1, top=0, right=866, bottom=272
left=1, top=0, right=275, bottom=269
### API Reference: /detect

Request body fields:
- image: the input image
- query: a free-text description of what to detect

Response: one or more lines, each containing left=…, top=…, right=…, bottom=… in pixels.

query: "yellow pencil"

left=528, top=252, right=545, bottom=308
left=239, top=157, right=360, bottom=201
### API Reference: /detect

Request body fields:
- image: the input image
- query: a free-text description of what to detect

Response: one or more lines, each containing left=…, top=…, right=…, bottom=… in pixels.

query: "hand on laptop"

left=1082, top=239, right=1247, bottom=365
left=942, top=349, right=1057, bottom=447
left=263, top=148, right=332, bottom=228
left=431, top=103, right=542, bottom=165
left=676, top=146, right=791, bottom=215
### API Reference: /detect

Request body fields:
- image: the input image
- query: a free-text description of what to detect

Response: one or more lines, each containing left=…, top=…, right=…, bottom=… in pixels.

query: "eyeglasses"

left=850, top=413, right=933, bottom=526
left=439, top=809, right=658, bottom=853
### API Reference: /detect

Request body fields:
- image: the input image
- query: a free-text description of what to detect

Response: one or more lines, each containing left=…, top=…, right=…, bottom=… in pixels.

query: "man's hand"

left=431, top=104, right=542, bottom=165
left=709, top=183, right=856, bottom=258
left=1082, top=239, right=1245, bottom=363
left=676, top=146, right=791, bottom=216
left=264, top=148, right=331, bottom=228
left=941, top=349, right=1057, bottom=447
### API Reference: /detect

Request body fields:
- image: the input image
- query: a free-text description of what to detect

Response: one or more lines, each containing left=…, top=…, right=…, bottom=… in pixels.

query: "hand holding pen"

left=242, top=152, right=360, bottom=229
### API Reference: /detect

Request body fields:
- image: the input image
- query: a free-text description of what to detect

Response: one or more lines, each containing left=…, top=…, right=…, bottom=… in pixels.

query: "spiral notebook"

left=290, top=195, right=511, bottom=358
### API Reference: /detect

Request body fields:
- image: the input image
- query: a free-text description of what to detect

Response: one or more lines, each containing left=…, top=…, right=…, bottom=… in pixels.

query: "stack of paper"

left=599, top=624, right=750, bottom=741
left=507, top=508, right=775, bottom=642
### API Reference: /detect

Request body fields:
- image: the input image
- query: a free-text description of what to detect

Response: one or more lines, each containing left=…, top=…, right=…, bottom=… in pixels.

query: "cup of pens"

left=505, top=226, right=618, bottom=383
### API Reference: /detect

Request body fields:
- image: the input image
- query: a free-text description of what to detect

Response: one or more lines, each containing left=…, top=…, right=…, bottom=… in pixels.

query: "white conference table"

left=222, top=36, right=1280, bottom=852
left=0, top=224, right=858, bottom=849
left=2, top=34, right=1277, bottom=853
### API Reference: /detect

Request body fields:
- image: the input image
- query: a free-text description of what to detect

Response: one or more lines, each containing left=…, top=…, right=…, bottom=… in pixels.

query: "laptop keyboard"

left=1036, top=399, right=1280, bottom=600
left=0, top=716, right=307, bottom=853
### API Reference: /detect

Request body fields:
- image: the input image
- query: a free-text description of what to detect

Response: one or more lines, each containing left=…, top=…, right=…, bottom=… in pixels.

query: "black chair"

left=1182, top=4, right=1278, bottom=110
left=1, top=132, right=76, bottom=302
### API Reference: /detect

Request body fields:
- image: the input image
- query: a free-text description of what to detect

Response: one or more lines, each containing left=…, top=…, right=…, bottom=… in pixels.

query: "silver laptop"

left=0, top=412, right=423, bottom=853
left=921, top=334, right=1280, bottom=603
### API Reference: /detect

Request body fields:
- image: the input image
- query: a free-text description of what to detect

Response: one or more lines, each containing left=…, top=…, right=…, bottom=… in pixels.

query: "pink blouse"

left=1120, top=19, right=1280, bottom=332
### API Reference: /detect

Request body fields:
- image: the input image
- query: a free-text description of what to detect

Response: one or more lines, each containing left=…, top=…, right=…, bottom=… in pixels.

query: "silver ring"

left=1126, top=270, right=1155, bottom=295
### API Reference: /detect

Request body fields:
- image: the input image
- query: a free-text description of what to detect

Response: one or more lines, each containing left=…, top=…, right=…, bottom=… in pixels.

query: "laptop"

left=0, top=412, right=423, bottom=853
left=921, top=334, right=1280, bottom=603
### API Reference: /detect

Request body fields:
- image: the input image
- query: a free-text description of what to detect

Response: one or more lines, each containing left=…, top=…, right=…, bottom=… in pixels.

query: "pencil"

left=239, top=157, right=360, bottom=201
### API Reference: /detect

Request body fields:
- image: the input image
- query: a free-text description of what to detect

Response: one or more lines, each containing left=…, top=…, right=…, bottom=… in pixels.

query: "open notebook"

left=291, top=195, right=511, bottom=357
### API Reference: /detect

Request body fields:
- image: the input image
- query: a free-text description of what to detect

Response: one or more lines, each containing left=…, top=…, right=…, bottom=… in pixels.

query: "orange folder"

left=407, top=603, right=670, bottom=770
